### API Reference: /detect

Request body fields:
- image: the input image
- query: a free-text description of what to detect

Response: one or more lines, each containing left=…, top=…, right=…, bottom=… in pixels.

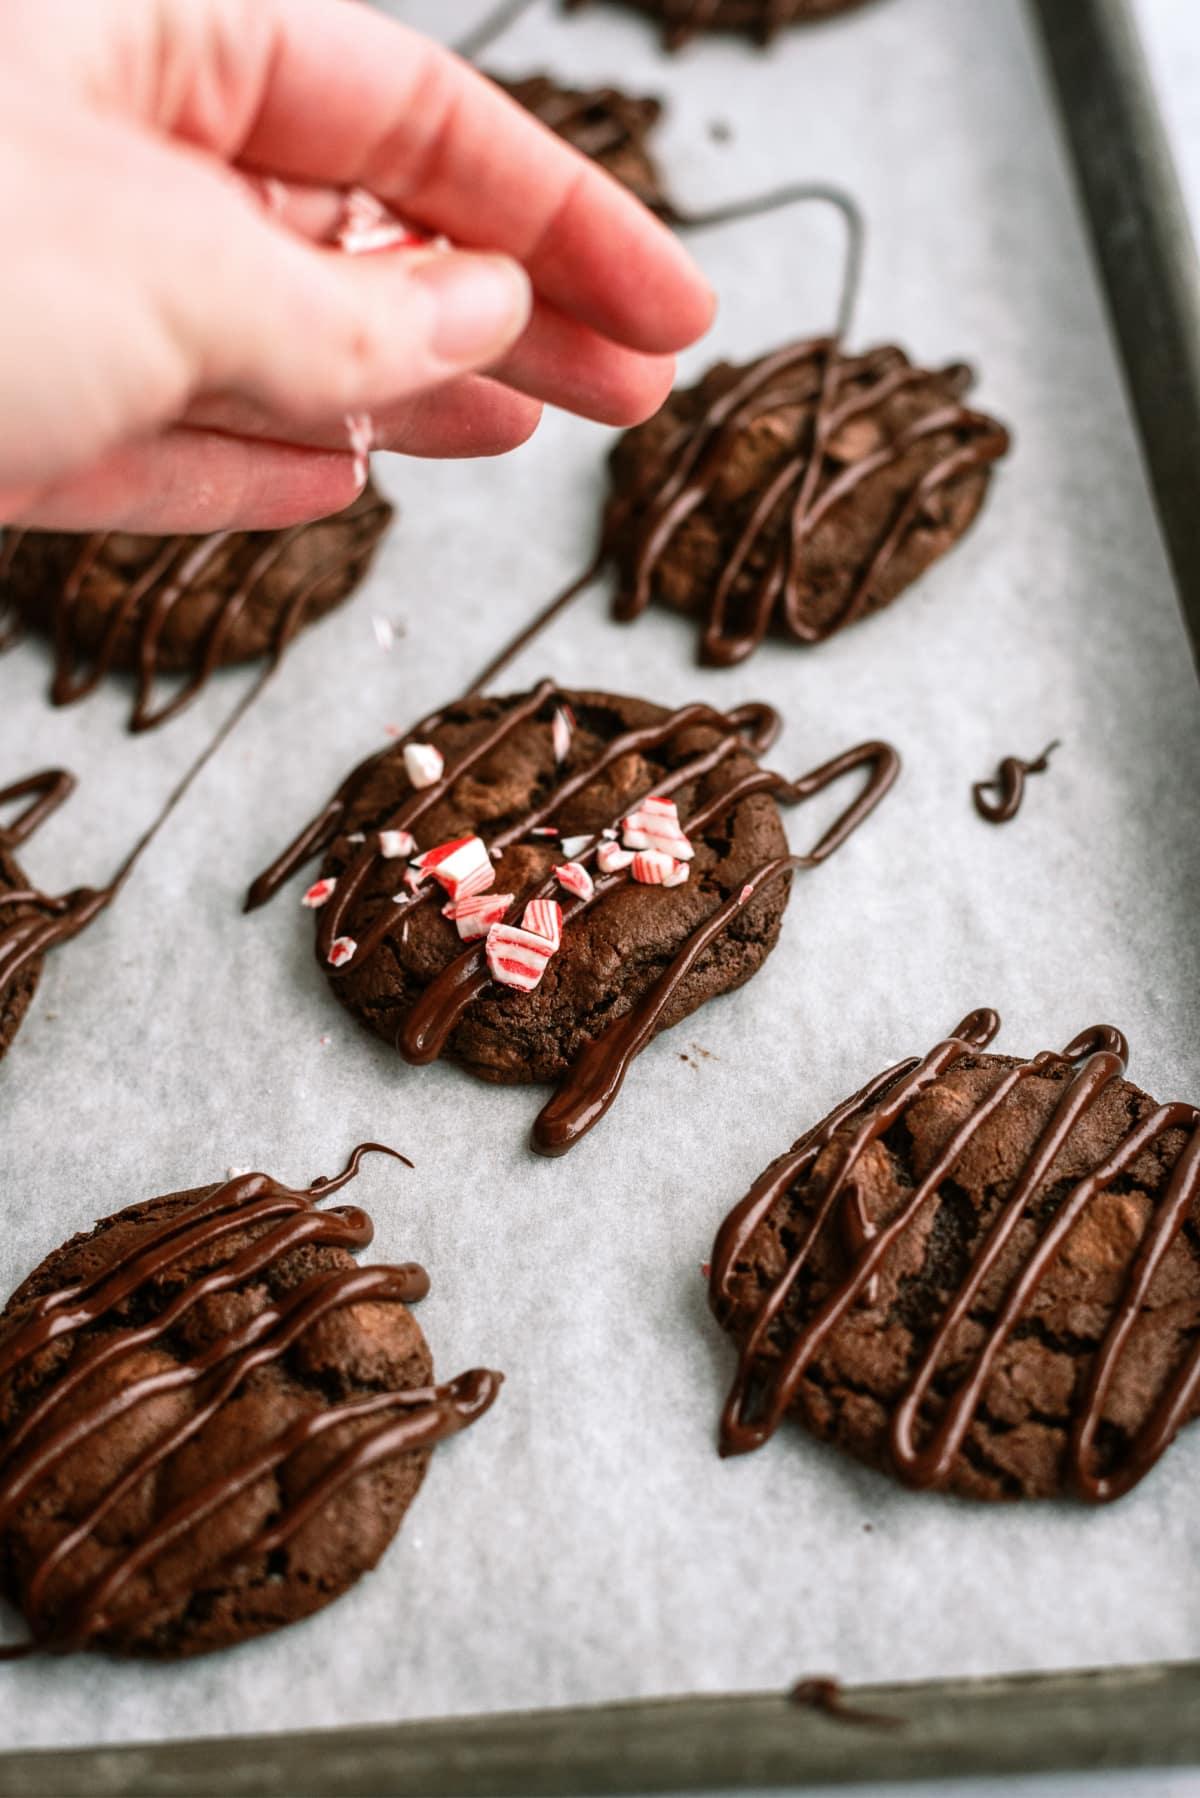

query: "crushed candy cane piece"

left=328, top=936, right=358, bottom=968
left=404, top=742, right=444, bottom=788
left=346, top=832, right=366, bottom=844
left=522, top=897, right=562, bottom=950
left=631, top=850, right=689, bottom=888
left=301, top=877, right=336, bottom=909
left=226, top=1166, right=252, bottom=1179
left=554, top=861, right=594, bottom=903
left=739, top=884, right=754, bottom=903
left=551, top=703, right=575, bottom=763
left=560, top=834, right=591, bottom=859
left=530, top=826, right=559, bottom=838
left=596, top=840, right=635, bottom=874
left=346, top=411, right=374, bottom=486
left=486, top=922, right=556, bottom=992
left=373, top=614, right=397, bottom=651
left=337, top=186, right=431, bottom=255
left=378, top=829, right=416, bottom=859
left=622, top=794, right=694, bottom=861
left=384, top=724, right=404, bottom=739
left=319, top=1033, right=332, bottom=1047
left=424, top=835, right=495, bottom=902
left=443, top=892, right=513, bottom=941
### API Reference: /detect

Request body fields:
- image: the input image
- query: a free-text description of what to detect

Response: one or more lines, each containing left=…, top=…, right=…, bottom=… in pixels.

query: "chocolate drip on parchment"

left=0, top=1143, right=501, bottom=1658
left=709, top=1012, right=1200, bottom=1501
left=0, top=653, right=277, bottom=1060
left=972, top=740, right=1060, bottom=824
left=248, top=683, right=899, bottom=1156
left=0, top=496, right=391, bottom=733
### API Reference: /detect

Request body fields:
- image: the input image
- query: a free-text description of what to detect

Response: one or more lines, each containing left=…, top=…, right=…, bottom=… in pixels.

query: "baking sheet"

left=1, top=0, right=1199, bottom=1754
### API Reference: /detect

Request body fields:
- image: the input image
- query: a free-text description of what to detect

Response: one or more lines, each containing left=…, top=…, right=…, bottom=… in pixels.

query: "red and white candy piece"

left=416, top=834, right=495, bottom=902
left=622, top=794, right=694, bottom=861
left=346, top=411, right=374, bottom=487
left=596, top=840, right=635, bottom=875
left=443, top=892, right=513, bottom=941
left=485, top=922, right=556, bottom=993
left=631, top=850, right=690, bottom=888
left=551, top=704, right=575, bottom=764
left=327, top=936, right=358, bottom=968
left=560, top=834, right=592, bottom=859
left=522, top=897, right=562, bottom=950
left=301, top=877, right=336, bottom=909
left=404, top=742, right=444, bottom=788
left=554, top=861, right=594, bottom=903
left=739, top=883, right=754, bottom=904
left=337, top=186, right=431, bottom=256
left=378, top=829, right=416, bottom=860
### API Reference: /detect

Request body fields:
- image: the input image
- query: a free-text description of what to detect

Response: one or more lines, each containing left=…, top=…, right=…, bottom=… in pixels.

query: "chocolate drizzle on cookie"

left=248, top=683, right=899, bottom=1156
left=972, top=740, right=1060, bottom=824
left=0, top=1143, right=501, bottom=1658
left=0, top=487, right=392, bottom=732
left=564, top=0, right=878, bottom=52
left=606, top=339, right=1010, bottom=665
left=710, top=1011, right=1200, bottom=1501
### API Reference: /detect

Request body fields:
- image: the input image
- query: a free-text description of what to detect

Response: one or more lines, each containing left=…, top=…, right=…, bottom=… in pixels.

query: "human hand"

left=0, top=0, right=714, bottom=533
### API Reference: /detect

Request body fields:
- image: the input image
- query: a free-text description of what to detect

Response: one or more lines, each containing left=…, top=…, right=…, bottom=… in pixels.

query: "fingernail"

left=415, top=253, right=532, bottom=365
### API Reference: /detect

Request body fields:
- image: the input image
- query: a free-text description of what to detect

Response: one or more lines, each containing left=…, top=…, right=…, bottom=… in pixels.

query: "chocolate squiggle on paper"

left=248, top=684, right=899, bottom=1156
left=972, top=740, right=1060, bottom=824
left=0, top=1143, right=501, bottom=1658
left=564, top=0, right=878, bottom=52
left=709, top=1012, right=1200, bottom=1501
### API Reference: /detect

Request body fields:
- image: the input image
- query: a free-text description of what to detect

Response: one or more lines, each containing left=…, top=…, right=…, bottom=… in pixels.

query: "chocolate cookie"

left=605, top=340, right=1010, bottom=664
left=0, top=770, right=109, bottom=1066
left=567, top=0, right=878, bottom=51
left=0, top=481, right=393, bottom=731
left=246, top=684, right=899, bottom=1155
left=497, top=74, right=668, bottom=210
left=0, top=1146, right=501, bottom=1658
left=709, top=1010, right=1200, bottom=1502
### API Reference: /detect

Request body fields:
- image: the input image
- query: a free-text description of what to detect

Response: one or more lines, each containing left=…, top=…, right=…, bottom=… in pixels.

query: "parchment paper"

left=1, top=0, right=1198, bottom=1753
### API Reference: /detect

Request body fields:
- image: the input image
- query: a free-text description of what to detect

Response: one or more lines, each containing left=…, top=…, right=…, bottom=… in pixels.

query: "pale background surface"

left=0, top=0, right=1198, bottom=1791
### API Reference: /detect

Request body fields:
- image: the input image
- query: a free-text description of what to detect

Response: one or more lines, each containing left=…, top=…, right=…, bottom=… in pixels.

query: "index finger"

left=232, top=0, right=715, bottom=356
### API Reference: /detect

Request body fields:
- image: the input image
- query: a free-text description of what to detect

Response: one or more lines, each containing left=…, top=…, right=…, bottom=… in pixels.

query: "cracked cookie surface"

left=710, top=1032, right=1200, bottom=1501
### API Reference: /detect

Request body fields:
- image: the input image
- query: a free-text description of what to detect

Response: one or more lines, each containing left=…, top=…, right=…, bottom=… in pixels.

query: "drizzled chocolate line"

left=248, top=681, right=898, bottom=1155
left=0, top=499, right=390, bottom=733
left=0, top=1143, right=501, bottom=1657
left=710, top=1012, right=1200, bottom=1501
left=973, top=740, right=1060, bottom=824
left=789, top=1678, right=903, bottom=1731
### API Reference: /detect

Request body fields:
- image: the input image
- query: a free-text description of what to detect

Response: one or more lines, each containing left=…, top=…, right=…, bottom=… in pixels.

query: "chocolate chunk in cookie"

left=566, top=0, right=880, bottom=51
left=605, top=340, right=1010, bottom=664
left=709, top=1010, right=1200, bottom=1501
left=0, top=480, right=393, bottom=731
left=0, top=1145, right=501, bottom=1658
left=247, top=684, right=898, bottom=1156
left=496, top=74, right=667, bottom=210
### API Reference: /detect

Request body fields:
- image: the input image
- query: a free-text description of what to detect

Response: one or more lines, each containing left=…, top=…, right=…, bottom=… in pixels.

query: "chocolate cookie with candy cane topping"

left=0, top=1145, right=501, bottom=1659
left=709, top=1011, right=1200, bottom=1501
left=247, top=684, right=899, bottom=1156
left=605, top=340, right=1010, bottom=665
left=0, top=481, right=393, bottom=732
